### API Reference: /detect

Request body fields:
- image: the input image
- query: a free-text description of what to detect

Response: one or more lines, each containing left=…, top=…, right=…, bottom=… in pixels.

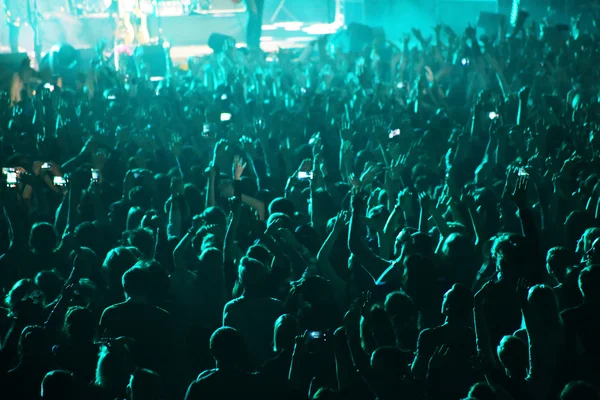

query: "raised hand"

left=511, top=175, right=529, bottom=209
left=340, top=117, right=353, bottom=141
left=418, top=192, right=435, bottom=213
left=233, top=155, right=247, bottom=180
left=333, top=210, right=350, bottom=233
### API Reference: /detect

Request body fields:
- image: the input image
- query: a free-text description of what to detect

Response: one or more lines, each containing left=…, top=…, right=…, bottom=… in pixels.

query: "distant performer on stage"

left=246, top=0, right=264, bottom=50
left=4, top=0, right=28, bottom=53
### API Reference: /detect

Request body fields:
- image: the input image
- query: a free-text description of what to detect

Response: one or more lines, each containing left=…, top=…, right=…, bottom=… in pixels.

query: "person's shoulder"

left=417, top=327, right=435, bottom=342
left=561, top=303, right=592, bottom=320
left=196, top=368, right=218, bottom=381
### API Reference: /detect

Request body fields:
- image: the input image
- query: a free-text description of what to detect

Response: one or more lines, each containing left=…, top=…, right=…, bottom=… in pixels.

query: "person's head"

left=468, top=383, right=497, bottom=400
left=102, top=246, right=140, bottom=292
left=525, top=285, right=562, bottom=328
left=95, top=343, right=136, bottom=394
left=273, top=314, right=299, bottom=353
left=496, top=335, right=528, bottom=380
left=266, top=212, right=293, bottom=232
left=370, top=346, right=412, bottom=383
left=63, top=306, right=95, bottom=342
left=127, top=207, right=145, bottom=231
left=122, top=266, right=152, bottom=301
left=441, top=284, right=473, bottom=322
left=560, top=381, right=600, bottom=400
left=34, top=271, right=64, bottom=306
left=209, top=327, right=246, bottom=367
left=198, top=247, right=223, bottom=270
left=41, top=370, right=75, bottom=400
left=123, top=228, right=155, bottom=259
left=246, top=244, right=272, bottom=267
left=579, top=265, right=600, bottom=303
left=30, top=222, right=57, bottom=253
left=385, top=291, right=417, bottom=324
left=491, top=234, right=528, bottom=281
left=238, top=257, right=267, bottom=295
left=127, top=369, right=162, bottom=400
left=576, top=227, right=600, bottom=257
left=547, top=247, right=577, bottom=283
left=5, top=279, right=38, bottom=314
left=19, top=325, right=50, bottom=363
left=70, top=246, right=102, bottom=283
left=269, top=197, right=295, bottom=217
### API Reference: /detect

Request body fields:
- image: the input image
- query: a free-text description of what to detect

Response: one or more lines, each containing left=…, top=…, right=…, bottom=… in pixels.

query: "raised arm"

left=317, top=211, right=349, bottom=308
left=348, top=191, right=392, bottom=279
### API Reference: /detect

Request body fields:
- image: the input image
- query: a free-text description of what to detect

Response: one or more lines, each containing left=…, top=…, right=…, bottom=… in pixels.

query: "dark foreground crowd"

left=1, top=9, right=600, bottom=400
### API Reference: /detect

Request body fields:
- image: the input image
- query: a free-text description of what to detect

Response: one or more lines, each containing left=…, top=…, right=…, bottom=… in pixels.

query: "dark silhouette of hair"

left=273, top=314, right=299, bottom=353
left=561, top=381, right=600, bottom=400
left=210, top=327, right=245, bottom=365
left=41, top=370, right=75, bottom=400
left=19, top=325, right=48, bottom=362
left=128, top=368, right=162, bottom=400
left=122, top=266, right=152, bottom=299
left=268, top=197, right=295, bottom=217
left=442, top=283, right=473, bottom=321
left=468, top=382, right=497, bottom=400
left=579, top=265, right=600, bottom=303
left=102, top=246, right=141, bottom=297
left=63, top=306, right=95, bottom=341
left=496, top=335, right=528, bottom=379
left=547, top=247, right=577, bottom=283
left=29, top=222, right=57, bottom=253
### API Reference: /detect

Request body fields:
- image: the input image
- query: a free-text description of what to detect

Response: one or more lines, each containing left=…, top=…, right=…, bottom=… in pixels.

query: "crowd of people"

left=0, top=8, right=600, bottom=400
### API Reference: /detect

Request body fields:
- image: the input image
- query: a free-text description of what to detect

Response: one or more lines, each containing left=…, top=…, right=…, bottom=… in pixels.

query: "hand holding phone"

left=298, top=171, right=313, bottom=180
left=91, top=169, right=101, bottom=183
left=3, top=168, right=18, bottom=188
left=53, top=176, right=68, bottom=187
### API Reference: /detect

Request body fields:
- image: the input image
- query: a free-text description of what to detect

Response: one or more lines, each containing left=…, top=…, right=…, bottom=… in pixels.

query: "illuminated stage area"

left=0, top=0, right=344, bottom=65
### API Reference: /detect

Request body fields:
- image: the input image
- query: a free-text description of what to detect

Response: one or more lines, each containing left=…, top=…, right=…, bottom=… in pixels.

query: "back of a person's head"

left=129, top=186, right=153, bottom=210
left=527, top=285, right=561, bottom=327
left=103, top=246, right=140, bottom=289
left=269, top=197, right=295, bottom=217
left=95, top=344, right=135, bottom=391
left=127, top=207, right=145, bottom=231
left=442, top=284, right=473, bottom=320
left=74, top=221, right=99, bottom=248
left=128, top=369, right=162, bottom=400
left=238, top=256, right=267, bottom=293
left=19, top=325, right=47, bottom=362
left=199, top=247, right=224, bottom=270
left=30, top=222, right=57, bottom=253
left=468, top=382, right=497, bottom=400
left=370, top=346, right=411, bottom=378
left=547, top=246, right=576, bottom=283
left=496, top=335, right=528, bottom=377
left=246, top=244, right=271, bottom=266
left=122, top=266, right=151, bottom=299
left=266, top=212, right=293, bottom=231
left=41, top=370, right=75, bottom=400
left=561, top=381, right=600, bottom=400
left=64, top=306, right=95, bottom=341
left=273, top=314, right=299, bottom=353
left=210, top=327, right=245, bottom=365
left=579, top=265, right=600, bottom=303
left=124, top=228, right=155, bottom=259
left=202, top=206, right=227, bottom=227
left=5, top=278, right=36, bottom=312
left=385, top=291, right=416, bottom=321
left=492, top=234, right=527, bottom=280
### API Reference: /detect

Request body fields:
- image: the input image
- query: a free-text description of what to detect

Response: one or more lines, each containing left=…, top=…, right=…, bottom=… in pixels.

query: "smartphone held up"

left=2, top=168, right=18, bottom=188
